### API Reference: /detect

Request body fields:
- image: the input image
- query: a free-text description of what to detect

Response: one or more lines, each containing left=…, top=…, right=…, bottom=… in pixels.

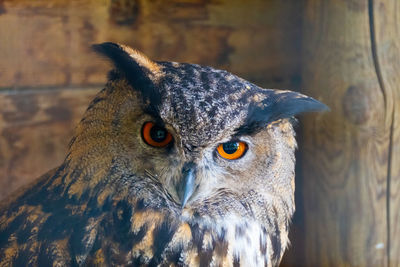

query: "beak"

left=177, top=162, right=196, bottom=208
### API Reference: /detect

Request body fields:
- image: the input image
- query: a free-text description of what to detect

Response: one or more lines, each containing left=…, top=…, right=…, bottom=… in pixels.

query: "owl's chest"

left=0, top=197, right=282, bottom=267
left=95, top=212, right=279, bottom=267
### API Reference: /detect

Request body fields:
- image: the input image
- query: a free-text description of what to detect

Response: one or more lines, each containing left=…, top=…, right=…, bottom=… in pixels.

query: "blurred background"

left=0, top=0, right=398, bottom=266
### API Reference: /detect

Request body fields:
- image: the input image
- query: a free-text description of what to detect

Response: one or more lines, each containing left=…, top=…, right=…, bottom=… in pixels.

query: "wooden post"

left=301, top=0, right=400, bottom=266
left=373, top=1, right=400, bottom=265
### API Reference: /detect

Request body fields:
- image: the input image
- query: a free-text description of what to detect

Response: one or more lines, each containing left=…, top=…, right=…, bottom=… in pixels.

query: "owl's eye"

left=142, top=122, right=173, bottom=147
left=217, top=141, right=247, bottom=160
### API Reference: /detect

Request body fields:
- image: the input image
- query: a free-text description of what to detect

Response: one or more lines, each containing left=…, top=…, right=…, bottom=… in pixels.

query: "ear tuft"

left=237, top=89, right=328, bottom=135
left=92, top=42, right=161, bottom=75
left=266, top=90, right=329, bottom=119
left=92, top=42, right=162, bottom=112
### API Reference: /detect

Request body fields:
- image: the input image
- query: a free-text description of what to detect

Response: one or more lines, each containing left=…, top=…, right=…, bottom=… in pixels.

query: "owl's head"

left=66, top=42, right=326, bottom=262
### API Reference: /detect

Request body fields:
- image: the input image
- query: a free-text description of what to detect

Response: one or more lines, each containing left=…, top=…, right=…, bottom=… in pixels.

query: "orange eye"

left=142, top=122, right=173, bottom=147
left=217, top=141, right=247, bottom=160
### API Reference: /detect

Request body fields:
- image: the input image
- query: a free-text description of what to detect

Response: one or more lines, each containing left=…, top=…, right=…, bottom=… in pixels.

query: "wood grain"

left=0, top=88, right=98, bottom=200
left=372, top=0, right=400, bottom=265
left=301, top=0, right=392, bottom=265
left=0, top=0, right=302, bottom=90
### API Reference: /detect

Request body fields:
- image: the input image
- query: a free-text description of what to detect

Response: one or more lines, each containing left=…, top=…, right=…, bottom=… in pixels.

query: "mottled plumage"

left=0, top=42, right=327, bottom=266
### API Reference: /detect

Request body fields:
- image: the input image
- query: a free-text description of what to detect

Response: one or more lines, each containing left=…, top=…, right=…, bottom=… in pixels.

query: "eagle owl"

left=0, top=42, right=327, bottom=266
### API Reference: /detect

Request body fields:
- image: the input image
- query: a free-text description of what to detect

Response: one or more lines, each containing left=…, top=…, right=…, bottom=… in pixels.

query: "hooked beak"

left=177, top=162, right=196, bottom=208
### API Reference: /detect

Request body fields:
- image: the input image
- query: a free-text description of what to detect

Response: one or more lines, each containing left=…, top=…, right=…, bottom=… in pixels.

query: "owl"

left=0, top=42, right=327, bottom=266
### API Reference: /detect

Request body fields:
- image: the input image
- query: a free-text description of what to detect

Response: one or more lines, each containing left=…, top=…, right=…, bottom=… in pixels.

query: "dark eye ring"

left=142, top=122, right=173, bottom=147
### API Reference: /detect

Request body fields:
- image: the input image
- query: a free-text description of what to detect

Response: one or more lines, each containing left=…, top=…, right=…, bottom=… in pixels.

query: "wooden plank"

left=0, top=88, right=98, bottom=200
left=301, top=0, right=390, bottom=265
left=0, top=0, right=302, bottom=90
left=373, top=0, right=400, bottom=265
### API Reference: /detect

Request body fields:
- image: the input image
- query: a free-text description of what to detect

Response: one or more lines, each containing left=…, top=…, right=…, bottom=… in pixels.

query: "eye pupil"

left=222, top=142, right=239, bottom=154
left=150, top=126, right=167, bottom=142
